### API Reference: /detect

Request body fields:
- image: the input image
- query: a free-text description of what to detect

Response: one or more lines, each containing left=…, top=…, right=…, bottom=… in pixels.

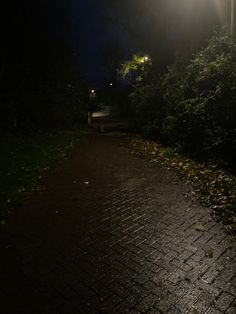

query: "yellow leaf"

left=195, top=223, right=205, bottom=232
left=205, top=250, right=213, bottom=258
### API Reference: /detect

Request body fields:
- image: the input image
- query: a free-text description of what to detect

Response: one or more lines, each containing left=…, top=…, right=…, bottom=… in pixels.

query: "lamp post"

left=88, top=89, right=96, bottom=126
left=231, top=0, right=235, bottom=36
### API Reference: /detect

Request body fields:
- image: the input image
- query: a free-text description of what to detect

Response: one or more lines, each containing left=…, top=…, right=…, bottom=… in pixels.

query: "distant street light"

left=109, top=83, right=113, bottom=86
left=88, top=90, right=96, bottom=126
left=231, top=0, right=235, bottom=35
left=140, top=56, right=150, bottom=63
left=90, top=89, right=96, bottom=99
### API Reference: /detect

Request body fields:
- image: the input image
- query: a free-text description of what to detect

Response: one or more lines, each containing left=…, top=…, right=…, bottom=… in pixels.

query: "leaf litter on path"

left=128, top=136, right=236, bottom=234
left=195, top=223, right=205, bottom=232
left=205, top=250, right=214, bottom=258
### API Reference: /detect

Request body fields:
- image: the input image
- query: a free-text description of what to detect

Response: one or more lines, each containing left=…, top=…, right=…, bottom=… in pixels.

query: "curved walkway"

left=0, top=133, right=235, bottom=313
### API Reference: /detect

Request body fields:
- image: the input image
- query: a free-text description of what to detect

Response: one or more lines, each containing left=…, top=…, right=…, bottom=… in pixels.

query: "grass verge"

left=129, top=136, right=236, bottom=234
left=0, top=127, right=89, bottom=221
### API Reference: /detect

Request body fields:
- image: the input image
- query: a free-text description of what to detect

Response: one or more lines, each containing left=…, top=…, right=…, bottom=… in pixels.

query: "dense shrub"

left=162, top=31, right=236, bottom=168
left=126, top=30, right=236, bottom=171
left=129, top=80, right=165, bottom=131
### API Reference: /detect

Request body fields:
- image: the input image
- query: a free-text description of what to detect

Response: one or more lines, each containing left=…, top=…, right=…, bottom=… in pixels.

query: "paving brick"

left=191, top=292, right=215, bottom=313
left=156, top=292, right=178, bottom=313
left=0, top=133, right=235, bottom=313
left=175, top=288, right=202, bottom=312
left=135, top=294, right=157, bottom=313
left=201, top=268, right=220, bottom=284
left=146, top=308, right=162, bottom=314
left=214, top=292, right=235, bottom=312
left=205, top=306, right=223, bottom=314
left=167, top=269, right=186, bottom=284
left=167, top=307, right=181, bottom=314
left=227, top=307, right=236, bottom=314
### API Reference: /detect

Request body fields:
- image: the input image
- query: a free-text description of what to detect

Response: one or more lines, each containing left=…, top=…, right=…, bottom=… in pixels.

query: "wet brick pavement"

left=0, top=133, right=235, bottom=313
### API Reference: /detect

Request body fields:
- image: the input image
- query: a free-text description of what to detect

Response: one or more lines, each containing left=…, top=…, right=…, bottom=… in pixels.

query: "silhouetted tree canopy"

left=1, top=1, right=88, bottom=133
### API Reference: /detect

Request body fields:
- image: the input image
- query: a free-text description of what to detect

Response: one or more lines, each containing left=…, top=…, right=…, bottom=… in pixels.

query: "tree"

left=0, top=0, right=88, bottom=133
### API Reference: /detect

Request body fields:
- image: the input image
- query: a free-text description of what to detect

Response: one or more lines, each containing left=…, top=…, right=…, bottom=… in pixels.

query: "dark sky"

left=2, top=1, right=230, bottom=88
left=71, top=0, right=229, bottom=87
left=70, top=1, right=113, bottom=86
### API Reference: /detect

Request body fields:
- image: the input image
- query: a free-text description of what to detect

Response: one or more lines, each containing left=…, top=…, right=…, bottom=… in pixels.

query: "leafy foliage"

left=124, top=31, right=236, bottom=172
left=120, top=54, right=152, bottom=85
left=163, top=31, right=236, bottom=166
left=129, top=80, right=165, bottom=131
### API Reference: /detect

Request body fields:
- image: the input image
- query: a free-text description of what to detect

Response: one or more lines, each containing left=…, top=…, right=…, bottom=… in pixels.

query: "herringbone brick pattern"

left=0, top=133, right=235, bottom=313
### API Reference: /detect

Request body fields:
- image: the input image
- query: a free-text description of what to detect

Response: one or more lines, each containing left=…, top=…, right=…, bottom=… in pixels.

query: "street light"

left=231, top=0, right=235, bottom=35
left=140, top=56, right=150, bottom=63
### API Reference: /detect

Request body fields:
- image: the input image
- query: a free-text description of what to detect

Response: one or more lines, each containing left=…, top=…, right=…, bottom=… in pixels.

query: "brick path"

left=0, top=133, right=235, bottom=313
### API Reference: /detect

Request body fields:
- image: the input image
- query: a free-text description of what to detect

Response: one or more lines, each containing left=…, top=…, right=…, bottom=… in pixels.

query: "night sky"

left=2, top=0, right=230, bottom=87
left=72, top=0, right=228, bottom=87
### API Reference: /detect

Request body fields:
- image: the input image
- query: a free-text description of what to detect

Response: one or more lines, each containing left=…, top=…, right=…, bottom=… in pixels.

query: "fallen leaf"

left=205, top=250, right=213, bottom=258
left=229, top=223, right=236, bottom=229
left=195, top=223, right=205, bottom=232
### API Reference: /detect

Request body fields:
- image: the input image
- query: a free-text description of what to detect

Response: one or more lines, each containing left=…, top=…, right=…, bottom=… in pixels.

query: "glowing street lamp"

left=140, top=56, right=150, bottom=63
left=90, top=89, right=96, bottom=99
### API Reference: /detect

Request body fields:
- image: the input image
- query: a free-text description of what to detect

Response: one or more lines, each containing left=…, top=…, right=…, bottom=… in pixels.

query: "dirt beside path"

left=0, top=133, right=235, bottom=313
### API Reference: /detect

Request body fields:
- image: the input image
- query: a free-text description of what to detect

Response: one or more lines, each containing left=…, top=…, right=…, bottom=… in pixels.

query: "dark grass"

left=0, top=127, right=89, bottom=220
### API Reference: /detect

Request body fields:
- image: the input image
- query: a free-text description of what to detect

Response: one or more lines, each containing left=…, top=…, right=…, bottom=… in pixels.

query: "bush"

left=127, top=30, right=236, bottom=172
left=129, top=79, right=165, bottom=129
left=162, top=30, right=236, bottom=169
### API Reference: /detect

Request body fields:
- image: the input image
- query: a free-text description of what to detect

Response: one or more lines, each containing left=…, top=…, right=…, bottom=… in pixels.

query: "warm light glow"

left=91, top=89, right=95, bottom=93
left=212, top=0, right=226, bottom=22
left=110, top=83, right=113, bottom=86
left=140, top=56, right=150, bottom=63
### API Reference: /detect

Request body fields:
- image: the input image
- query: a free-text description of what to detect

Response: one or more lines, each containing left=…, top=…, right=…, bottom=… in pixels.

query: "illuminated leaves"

left=119, top=53, right=151, bottom=85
